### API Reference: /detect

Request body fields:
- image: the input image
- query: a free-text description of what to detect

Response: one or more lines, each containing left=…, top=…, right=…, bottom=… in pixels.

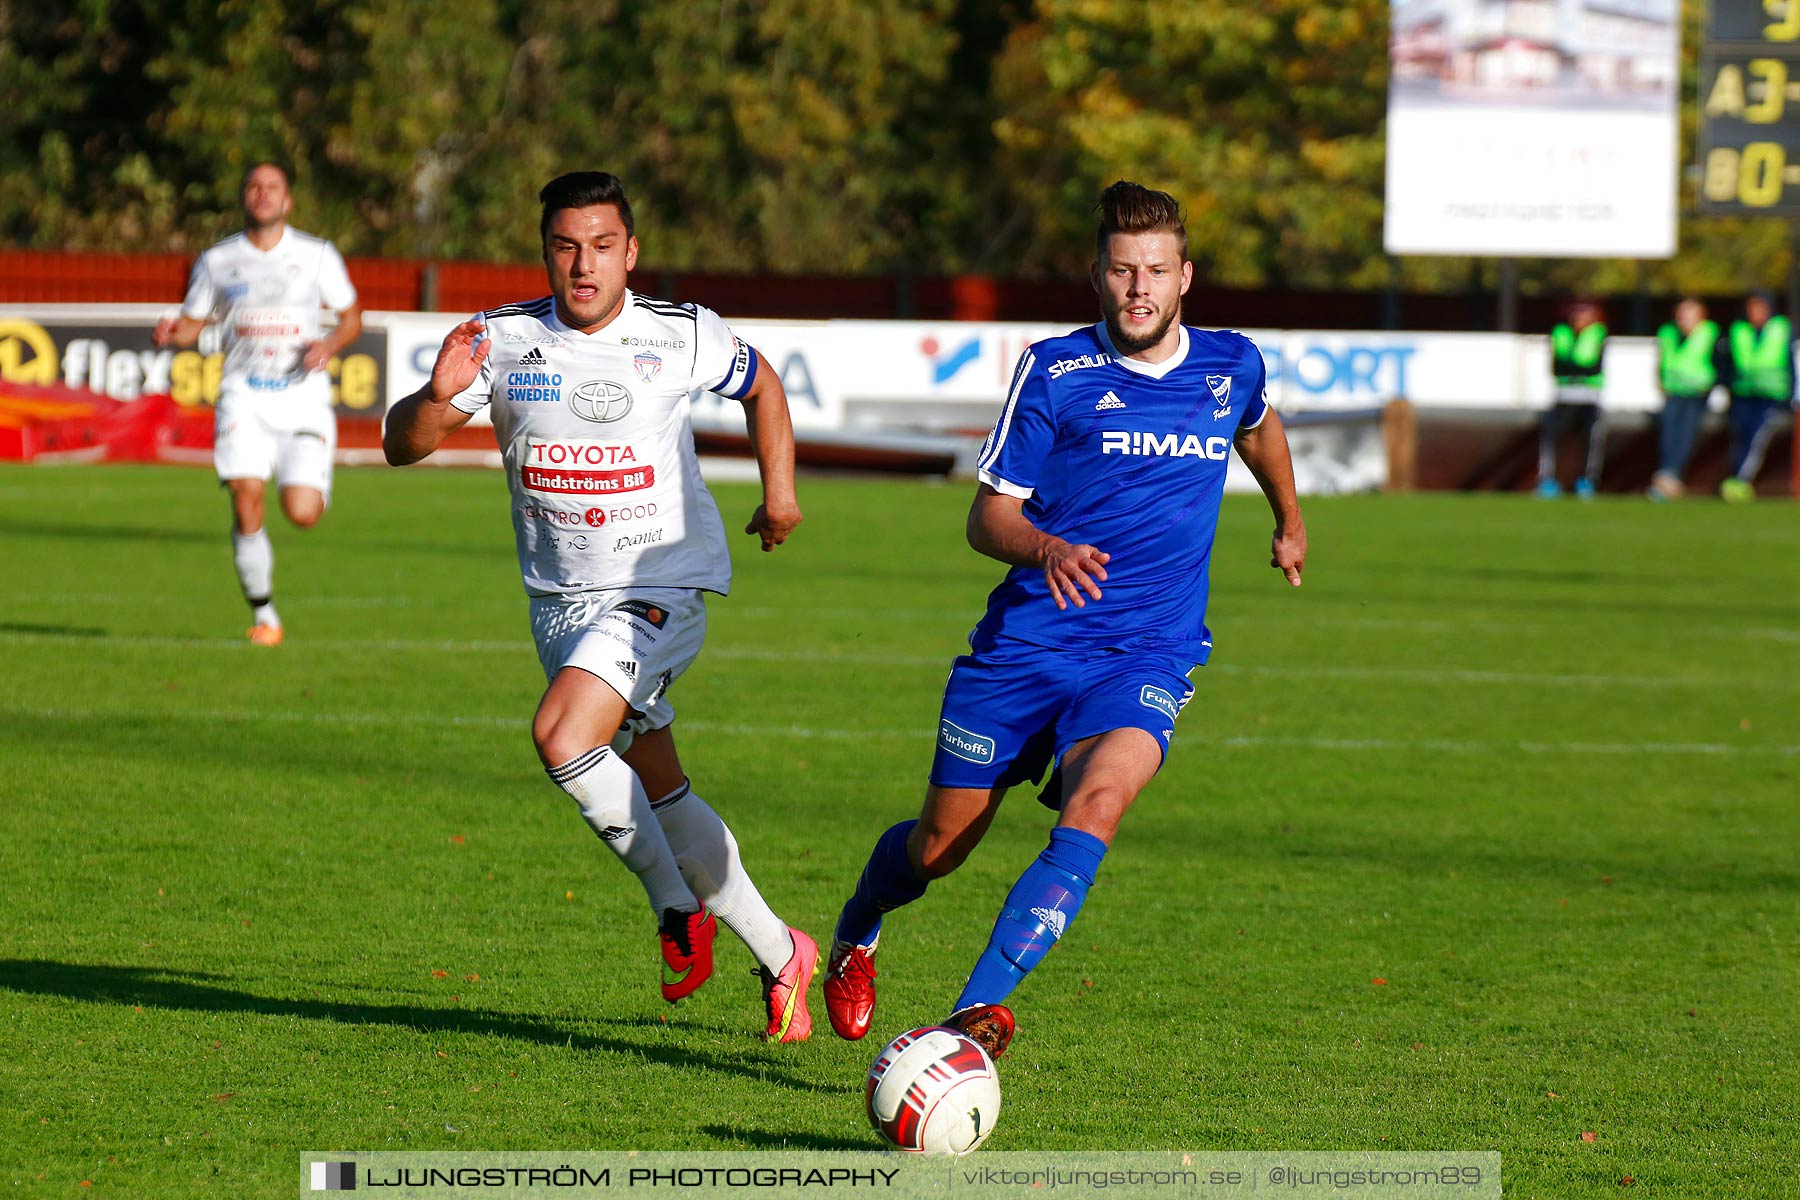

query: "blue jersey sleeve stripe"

left=979, top=350, right=1037, bottom=472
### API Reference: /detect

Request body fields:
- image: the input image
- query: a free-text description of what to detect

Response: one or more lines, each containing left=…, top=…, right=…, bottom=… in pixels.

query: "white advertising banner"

left=381, top=312, right=846, bottom=432
left=1249, top=328, right=1660, bottom=414
left=829, top=320, right=1066, bottom=401
left=1, top=305, right=1675, bottom=425
left=1383, top=0, right=1680, bottom=258
left=754, top=321, right=1665, bottom=416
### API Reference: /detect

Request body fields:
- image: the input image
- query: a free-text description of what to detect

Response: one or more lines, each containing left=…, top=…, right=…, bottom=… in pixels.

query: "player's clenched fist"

left=428, top=318, right=491, bottom=402
left=744, top=501, right=803, bottom=552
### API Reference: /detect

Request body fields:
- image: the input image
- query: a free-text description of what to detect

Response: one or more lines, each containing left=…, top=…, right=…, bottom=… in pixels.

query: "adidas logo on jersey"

left=518, top=347, right=548, bottom=367
left=1095, top=390, right=1126, bottom=411
left=1030, top=905, right=1068, bottom=939
left=615, top=660, right=638, bottom=680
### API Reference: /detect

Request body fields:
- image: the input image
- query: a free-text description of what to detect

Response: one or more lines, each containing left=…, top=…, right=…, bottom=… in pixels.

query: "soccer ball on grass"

left=865, top=1026, right=1001, bottom=1155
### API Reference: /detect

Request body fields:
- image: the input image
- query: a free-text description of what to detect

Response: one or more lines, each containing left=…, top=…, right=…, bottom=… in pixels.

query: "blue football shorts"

left=928, top=638, right=1198, bottom=795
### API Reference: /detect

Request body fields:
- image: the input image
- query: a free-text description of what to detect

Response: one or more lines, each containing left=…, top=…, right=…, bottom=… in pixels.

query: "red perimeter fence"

left=0, top=248, right=1691, bottom=331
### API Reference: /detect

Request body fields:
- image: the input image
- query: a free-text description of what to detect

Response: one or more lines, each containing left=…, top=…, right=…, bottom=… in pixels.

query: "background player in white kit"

left=153, top=162, right=363, bottom=645
left=383, top=172, right=817, bottom=1041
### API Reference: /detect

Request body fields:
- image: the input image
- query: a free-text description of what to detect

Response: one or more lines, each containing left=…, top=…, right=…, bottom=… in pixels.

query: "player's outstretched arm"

left=383, top=318, right=486, bottom=466
left=966, top=484, right=1109, bottom=611
left=735, top=349, right=803, bottom=551
left=1234, top=408, right=1306, bottom=587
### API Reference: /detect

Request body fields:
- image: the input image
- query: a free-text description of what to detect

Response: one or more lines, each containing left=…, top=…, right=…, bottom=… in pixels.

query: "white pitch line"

left=6, top=704, right=521, bottom=731
left=0, top=628, right=1789, bottom=691
left=728, top=607, right=1800, bottom=646
left=4, top=597, right=1798, bottom=644
left=0, top=630, right=532, bottom=654
left=1204, top=662, right=1763, bottom=690
left=1217, top=611, right=1800, bottom=644
left=29, top=593, right=423, bottom=609
left=4, top=704, right=1797, bottom=757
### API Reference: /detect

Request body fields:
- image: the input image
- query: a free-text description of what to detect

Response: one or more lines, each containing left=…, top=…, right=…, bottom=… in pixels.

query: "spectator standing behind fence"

left=1536, top=299, right=1607, bottom=499
left=1649, top=298, right=1721, bottom=502
left=1720, top=290, right=1795, bottom=502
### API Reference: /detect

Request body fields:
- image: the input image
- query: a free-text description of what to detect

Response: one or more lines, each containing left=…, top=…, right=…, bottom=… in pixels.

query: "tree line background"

left=1, top=0, right=1787, bottom=300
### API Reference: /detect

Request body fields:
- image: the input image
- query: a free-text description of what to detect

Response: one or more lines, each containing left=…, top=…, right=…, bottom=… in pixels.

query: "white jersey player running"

left=154, top=161, right=363, bottom=645
left=384, top=171, right=817, bottom=1041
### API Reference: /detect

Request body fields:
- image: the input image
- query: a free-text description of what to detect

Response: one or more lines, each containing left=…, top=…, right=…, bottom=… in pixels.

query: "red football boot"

left=823, top=940, right=878, bottom=1040
left=658, top=906, right=716, bottom=1001
left=762, top=927, right=817, bottom=1043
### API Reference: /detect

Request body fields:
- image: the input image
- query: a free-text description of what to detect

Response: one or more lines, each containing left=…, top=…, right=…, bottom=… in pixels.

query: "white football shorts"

left=529, top=586, right=708, bottom=738
left=214, top=383, right=337, bottom=498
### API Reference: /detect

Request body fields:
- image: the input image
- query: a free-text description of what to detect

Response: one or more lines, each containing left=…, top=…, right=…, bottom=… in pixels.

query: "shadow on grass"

left=0, top=711, right=525, bottom=790
left=0, top=622, right=107, bottom=636
left=697, top=1126, right=874, bottom=1151
left=0, top=959, right=818, bottom=1091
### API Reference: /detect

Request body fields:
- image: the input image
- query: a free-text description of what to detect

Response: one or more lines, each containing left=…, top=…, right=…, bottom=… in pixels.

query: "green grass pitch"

left=1, top=463, right=1796, bottom=1197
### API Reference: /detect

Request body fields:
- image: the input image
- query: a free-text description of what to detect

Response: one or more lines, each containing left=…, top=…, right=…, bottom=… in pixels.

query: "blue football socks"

left=954, top=826, right=1107, bottom=1011
left=834, top=819, right=928, bottom=949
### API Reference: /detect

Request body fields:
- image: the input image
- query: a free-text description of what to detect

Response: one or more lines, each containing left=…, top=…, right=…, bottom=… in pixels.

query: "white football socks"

left=547, top=746, right=695, bottom=917
left=652, top=781, right=796, bottom=972
left=232, top=528, right=277, bottom=624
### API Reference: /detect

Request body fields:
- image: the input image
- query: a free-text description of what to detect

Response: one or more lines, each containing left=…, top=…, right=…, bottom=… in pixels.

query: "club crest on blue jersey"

left=1206, top=374, right=1231, bottom=404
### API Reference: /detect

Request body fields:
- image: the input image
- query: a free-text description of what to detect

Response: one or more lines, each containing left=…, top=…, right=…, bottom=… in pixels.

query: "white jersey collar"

left=1095, top=321, right=1189, bottom=380
left=241, top=226, right=290, bottom=256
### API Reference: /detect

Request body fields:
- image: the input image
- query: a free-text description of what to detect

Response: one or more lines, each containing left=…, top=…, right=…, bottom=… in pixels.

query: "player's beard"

left=558, top=279, right=626, bottom=330
left=1105, top=303, right=1178, bottom=354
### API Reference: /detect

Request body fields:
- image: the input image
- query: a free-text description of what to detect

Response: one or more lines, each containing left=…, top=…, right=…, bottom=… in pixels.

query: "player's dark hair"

left=1095, top=181, right=1187, bottom=261
left=240, top=161, right=291, bottom=193
left=539, top=172, right=636, bottom=245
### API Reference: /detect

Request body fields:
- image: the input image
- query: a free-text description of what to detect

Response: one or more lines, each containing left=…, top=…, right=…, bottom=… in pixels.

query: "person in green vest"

left=1720, top=290, right=1795, bottom=501
left=1537, top=298, right=1607, bottom=498
left=1650, top=297, right=1721, bottom=500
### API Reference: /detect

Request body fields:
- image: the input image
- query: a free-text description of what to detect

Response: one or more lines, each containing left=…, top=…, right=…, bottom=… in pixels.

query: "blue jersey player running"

left=822, top=182, right=1307, bottom=1060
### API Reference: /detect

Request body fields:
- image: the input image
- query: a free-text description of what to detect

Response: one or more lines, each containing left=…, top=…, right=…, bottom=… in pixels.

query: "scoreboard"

left=1699, top=0, right=1800, bottom=212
